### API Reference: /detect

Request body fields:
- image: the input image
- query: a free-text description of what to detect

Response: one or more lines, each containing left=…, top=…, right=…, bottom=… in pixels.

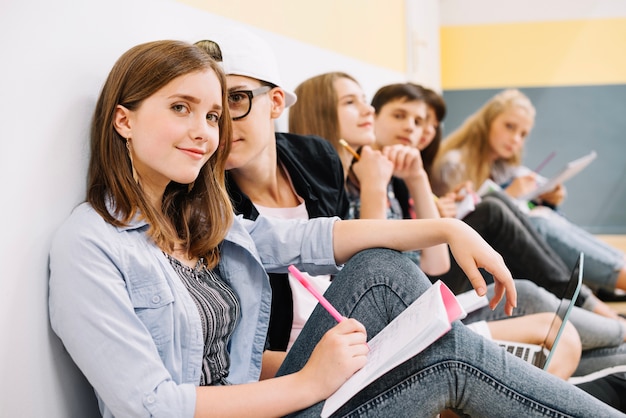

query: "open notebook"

left=494, top=252, right=584, bottom=370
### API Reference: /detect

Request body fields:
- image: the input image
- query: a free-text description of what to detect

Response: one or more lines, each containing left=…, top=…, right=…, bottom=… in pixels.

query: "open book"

left=520, top=150, right=597, bottom=201
left=321, top=280, right=466, bottom=417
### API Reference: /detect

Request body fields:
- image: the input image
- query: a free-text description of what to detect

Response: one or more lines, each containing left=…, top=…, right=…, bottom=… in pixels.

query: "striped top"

left=165, top=254, right=240, bottom=386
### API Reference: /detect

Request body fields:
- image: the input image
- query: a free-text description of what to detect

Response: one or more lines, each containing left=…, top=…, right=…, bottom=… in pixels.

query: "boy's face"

left=374, top=98, right=427, bottom=149
left=224, top=74, right=283, bottom=171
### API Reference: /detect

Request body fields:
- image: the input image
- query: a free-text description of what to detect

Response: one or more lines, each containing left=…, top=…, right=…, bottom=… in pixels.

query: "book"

left=520, top=150, right=597, bottom=201
left=455, top=191, right=479, bottom=219
left=455, top=288, right=489, bottom=314
left=476, top=179, right=502, bottom=197
left=321, top=280, right=466, bottom=417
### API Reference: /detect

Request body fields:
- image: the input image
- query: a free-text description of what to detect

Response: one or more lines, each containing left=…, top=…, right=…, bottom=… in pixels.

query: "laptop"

left=494, top=252, right=584, bottom=370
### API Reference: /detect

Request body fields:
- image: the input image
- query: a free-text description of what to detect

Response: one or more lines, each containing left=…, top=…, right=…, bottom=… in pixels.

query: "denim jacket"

left=49, top=202, right=340, bottom=417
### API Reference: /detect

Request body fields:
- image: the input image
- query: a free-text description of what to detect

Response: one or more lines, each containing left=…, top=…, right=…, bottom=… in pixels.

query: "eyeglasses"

left=228, top=86, right=272, bottom=121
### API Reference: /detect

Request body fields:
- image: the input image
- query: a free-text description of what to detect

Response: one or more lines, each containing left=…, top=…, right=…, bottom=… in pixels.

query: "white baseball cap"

left=199, top=30, right=297, bottom=108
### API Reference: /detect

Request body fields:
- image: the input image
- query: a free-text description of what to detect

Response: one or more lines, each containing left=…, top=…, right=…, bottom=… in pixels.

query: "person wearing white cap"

left=195, top=33, right=348, bottom=361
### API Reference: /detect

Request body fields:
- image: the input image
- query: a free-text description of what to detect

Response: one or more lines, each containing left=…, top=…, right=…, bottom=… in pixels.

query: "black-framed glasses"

left=228, top=86, right=272, bottom=121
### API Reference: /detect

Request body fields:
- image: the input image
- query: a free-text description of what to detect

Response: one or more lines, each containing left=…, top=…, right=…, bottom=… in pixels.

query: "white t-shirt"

left=254, top=202, right=332, bottom=350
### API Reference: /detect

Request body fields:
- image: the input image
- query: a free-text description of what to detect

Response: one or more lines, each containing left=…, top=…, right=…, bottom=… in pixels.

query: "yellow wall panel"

left=178, top=0, right=406, bottom=72
left=441, top=18, right=626, bottom=89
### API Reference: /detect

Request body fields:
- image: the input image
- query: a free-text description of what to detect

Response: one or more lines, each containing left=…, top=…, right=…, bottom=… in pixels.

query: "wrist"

left=404, top=170, right=429, bottom=187
left=293, top=369, right=328, bottom=404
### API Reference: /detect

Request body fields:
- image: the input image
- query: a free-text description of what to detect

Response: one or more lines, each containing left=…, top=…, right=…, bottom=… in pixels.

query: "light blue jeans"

left=529, top=212, right=625, bottom=292
left=464, top=279, right=626, bottom=376
left=278, top=249, right=625, bottom=417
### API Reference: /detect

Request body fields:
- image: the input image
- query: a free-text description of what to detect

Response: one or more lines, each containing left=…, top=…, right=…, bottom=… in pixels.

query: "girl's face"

left=334, top=77, right=375, bottom=147
left=117, top=69, right=222, bottom=199
left=417, top=106, right=438, bottom=151
left=488, top=106, right=533, bottom=160
left=374, top=98, right=427, bottom=149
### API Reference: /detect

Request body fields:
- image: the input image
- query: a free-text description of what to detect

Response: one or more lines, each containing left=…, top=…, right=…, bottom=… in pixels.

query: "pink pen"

left=288, top=265, right=344, bottom=322
left=534, top=151, right=556, bottom=175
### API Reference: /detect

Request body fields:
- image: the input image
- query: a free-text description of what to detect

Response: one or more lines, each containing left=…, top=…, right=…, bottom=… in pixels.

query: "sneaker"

left=570, top=365, right=626, bottom=413
left=596, top=288, right=626, bottom=302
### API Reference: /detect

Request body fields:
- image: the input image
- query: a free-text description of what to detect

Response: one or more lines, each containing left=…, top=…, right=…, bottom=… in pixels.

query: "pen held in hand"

left=533, top=151, right=556, bottom=175
left=338, top=139, right=361, bottom=161
left=288, top=265, right=344, bottom=323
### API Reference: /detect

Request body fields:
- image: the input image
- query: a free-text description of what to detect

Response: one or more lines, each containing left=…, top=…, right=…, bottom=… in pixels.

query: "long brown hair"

left=87, top=40, right=233, bottom=268
left=289, top=72, right=358, bottom=152
left=434, top=88, right=535, bottom=191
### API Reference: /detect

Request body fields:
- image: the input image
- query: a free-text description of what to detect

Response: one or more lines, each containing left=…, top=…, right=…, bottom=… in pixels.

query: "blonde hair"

left=434, top=88, right=536, bottom=190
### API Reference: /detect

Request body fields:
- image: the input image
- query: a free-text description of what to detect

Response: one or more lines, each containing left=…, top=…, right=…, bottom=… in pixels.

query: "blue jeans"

left=529, top=212, right=624, bottom=291
left=464, top=279, right=626, bottom=376
left=485, top=191, right=625, bottom=292
left=278, top=249, right=624, bottom=417
left=430, top=192, right=596, bottom=309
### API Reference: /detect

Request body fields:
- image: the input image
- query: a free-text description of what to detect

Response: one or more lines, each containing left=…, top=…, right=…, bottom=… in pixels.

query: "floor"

left=595, top=235, right=626, bottom=314
left=595, top=235, right=626, bottom=253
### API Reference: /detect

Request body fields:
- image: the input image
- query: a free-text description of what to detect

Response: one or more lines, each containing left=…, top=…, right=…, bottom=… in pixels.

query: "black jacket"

left=226, top=132, right=349, bottom=350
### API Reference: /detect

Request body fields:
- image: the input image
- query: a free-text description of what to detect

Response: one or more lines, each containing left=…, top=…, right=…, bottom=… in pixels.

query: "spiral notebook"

left=494, top=252, right=583, bottom=370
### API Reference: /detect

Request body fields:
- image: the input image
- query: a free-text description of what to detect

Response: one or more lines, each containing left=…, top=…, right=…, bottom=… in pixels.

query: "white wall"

left=405, top=0, right=441, bottom=91
left=440, top=0, right=626, bottom=25
left=0, top=1, right=403, bottom=416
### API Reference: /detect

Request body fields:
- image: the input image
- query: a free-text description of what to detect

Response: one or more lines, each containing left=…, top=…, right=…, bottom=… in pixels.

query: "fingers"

left=436, top=195, right=457, bottom=218
left=485, top=259, right=517, bottom=315
left=454, top=181, right=472, bottom=194
left=449, top=223, right=517, bottom=315
left=456, top=256, right=515, bottom=316
left=335, top=317, right=367, bottom=336
left=539, top=184, right=567, bottom=206
left=303, top=320, right=369, bottom=398
left=463, top=263, right=488, bottom=297
left=381, top=145, right=423, bottom=173
left=354, top=148, right=394, bottom=183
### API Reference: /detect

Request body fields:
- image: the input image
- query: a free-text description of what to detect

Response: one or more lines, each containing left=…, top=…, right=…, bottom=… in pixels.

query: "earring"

left=126, top=138, right=139, bottom=184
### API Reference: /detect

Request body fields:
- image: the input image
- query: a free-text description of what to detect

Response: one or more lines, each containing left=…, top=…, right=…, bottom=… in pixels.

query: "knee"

left=515, top=279, right=543, bottom=301
left=341, top=248, right=430, bottom=289
left=349, top=248, right=420, bottom=275
left=547, top=320, right=581, bottom=380
left=515, top=279, right=557, bottom=311
left=478, top=198, right=510, bottom=226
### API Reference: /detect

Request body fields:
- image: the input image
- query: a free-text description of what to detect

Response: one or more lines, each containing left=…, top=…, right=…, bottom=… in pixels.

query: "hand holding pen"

left=289, top=264, right=369, bottom=399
